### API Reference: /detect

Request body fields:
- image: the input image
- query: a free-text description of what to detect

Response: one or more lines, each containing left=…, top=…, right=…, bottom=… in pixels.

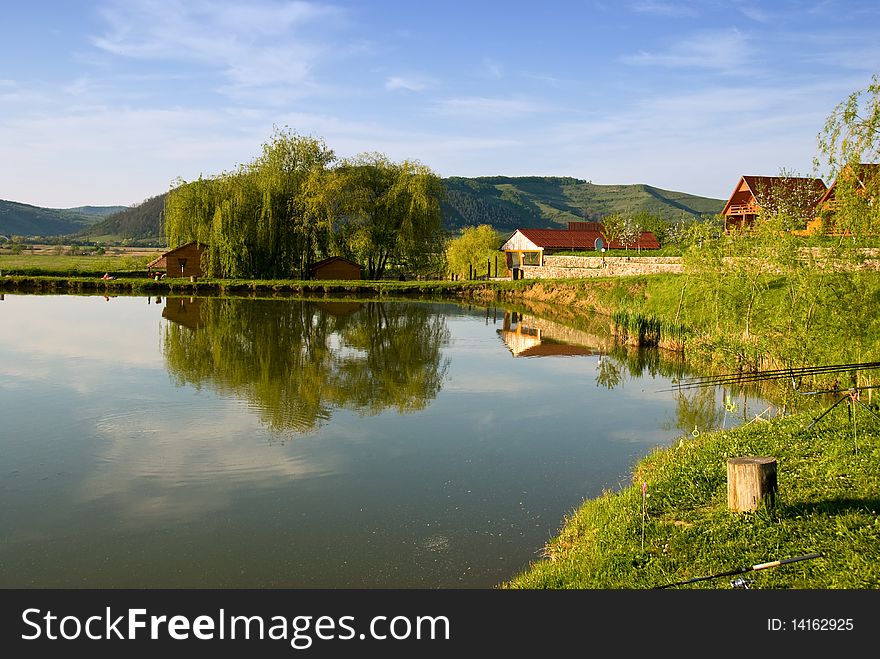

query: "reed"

left=611, top=310, right=691, bottom=350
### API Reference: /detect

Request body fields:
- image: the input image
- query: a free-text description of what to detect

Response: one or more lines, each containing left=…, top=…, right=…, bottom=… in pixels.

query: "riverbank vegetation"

left=503, top=410, right=880, bottom=589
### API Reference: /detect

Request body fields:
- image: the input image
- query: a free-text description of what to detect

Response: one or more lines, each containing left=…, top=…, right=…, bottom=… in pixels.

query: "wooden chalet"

left=309, top=256, right=362, bottom=280
left=803, top=163, right=880, bottom=235
left=147, top=242, right=207, bottom=278
left=500, top=221, right=660, bottom=277
left=721, top=176, right=827, bottom=233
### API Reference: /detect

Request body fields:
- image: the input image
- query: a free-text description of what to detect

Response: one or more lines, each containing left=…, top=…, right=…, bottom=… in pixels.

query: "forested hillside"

left=80, top=193, right=166, bottom=240
left=4, top=177, right=725, bottom=241
left=441, top=176, right=725, bottom=232
left=0, top=200, right=125, bottom=236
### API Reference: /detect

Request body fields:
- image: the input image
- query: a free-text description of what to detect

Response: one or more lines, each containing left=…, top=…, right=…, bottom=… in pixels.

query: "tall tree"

left=335, top=153, right=444, bottom=279
left=816, top=74, right=880, bottom=178
left=445, top=224, right=504, bottom=279
left=164, top=127, right=335, bottom=278
left=815, top=76, right=880, bottom=240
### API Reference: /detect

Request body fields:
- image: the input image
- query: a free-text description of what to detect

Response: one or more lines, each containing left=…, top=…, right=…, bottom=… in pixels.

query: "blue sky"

left=2, top=0, right=879, bottom=208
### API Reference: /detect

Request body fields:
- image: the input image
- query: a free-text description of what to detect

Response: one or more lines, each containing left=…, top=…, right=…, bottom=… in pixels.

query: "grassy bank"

left=0, top=273, right=517, bottom=297
left=503, top=409, right=880, bottom=589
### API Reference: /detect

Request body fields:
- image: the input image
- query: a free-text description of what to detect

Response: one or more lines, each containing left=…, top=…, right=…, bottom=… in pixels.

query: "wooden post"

left=727, top=457, right=777, bottom=512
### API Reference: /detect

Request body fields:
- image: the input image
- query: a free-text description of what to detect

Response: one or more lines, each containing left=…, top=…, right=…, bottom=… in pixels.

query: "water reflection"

left=498, top=311, right=594, bottom=358
left=495, top=308, right=770, bottom=436
left=161, top=297, right=451, bottom=434
left=0, top=294, right=779, bottom=588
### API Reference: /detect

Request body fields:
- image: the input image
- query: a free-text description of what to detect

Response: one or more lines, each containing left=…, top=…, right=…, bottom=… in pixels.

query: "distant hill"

left=0, top=200, right=126, bottom=237
left=4, top=177, right=725, bottom=240
left=79, top=193, right=166, bottom=240
left=441, top=176, right=725, bottom=232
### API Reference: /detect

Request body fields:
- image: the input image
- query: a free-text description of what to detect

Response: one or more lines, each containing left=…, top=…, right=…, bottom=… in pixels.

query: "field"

left=0, top=245, right=163, bottom=275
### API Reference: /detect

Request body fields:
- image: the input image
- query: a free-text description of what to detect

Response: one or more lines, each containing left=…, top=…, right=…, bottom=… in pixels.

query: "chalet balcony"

left=726, top=203, right=760, bottom=216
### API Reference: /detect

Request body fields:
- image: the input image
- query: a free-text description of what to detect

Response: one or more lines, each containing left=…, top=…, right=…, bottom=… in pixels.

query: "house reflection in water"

left=162, top=297, right=205, bottom=330
left=498, top=311, right=594, bottom=358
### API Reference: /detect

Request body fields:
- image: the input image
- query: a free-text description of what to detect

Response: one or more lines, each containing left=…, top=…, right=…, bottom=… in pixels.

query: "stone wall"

left=516, top=251, right=880, bottom=279
left=520, top=255, right=683, bottom=279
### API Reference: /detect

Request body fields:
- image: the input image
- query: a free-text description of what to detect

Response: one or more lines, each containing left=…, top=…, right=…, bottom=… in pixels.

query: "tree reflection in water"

left=161, top=297, right=450, bottom=434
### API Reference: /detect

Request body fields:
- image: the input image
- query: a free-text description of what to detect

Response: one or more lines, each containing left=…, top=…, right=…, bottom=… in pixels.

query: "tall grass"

left=611, top=309, right=691, bottom=350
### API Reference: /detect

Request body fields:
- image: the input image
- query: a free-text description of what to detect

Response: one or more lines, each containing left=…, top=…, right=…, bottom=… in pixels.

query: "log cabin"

left=309, top=256, right=362, bottom=280
left=721, top=176, right=827, bottom=233
left=147, top=242, right=208, bottom=278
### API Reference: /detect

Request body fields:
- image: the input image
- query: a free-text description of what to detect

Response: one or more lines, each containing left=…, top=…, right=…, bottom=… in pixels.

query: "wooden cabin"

left=309, top=256, right=362, bottom=280
left=801, top=163, right=880, bottom=235
left=500, top=221, right=660, bottom=278
left=147, top=242, right=207, bottom=278
left=721, top=176, right=827, bottom=233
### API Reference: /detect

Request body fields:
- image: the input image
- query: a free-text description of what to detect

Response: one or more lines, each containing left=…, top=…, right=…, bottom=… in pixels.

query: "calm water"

left=0, top=294, right=769, bottom=588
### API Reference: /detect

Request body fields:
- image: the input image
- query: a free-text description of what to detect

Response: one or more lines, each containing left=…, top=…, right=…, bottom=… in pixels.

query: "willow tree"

left=334, top=153, right=444, bottom=279
left=164, top=127, right=336, bottom=278
left=445, top=224, right=504, bottom=279
left=816, top=74, right=880, bottom=179
left=815, top=75, right=880, bottom=240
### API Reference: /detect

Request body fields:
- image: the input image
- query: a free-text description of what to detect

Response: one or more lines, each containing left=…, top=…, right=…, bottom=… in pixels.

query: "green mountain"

left=4, top=177, right=725, bottom=241
left=0, top=200, right=127, bottom=237
left=442, top=176, right=725, bottom=232
left=79, top=193, right=166, bottom=240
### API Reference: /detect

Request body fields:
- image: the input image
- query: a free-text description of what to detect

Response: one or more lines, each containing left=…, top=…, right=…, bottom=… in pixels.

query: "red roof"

left=516, top=228, right=660, bottom=250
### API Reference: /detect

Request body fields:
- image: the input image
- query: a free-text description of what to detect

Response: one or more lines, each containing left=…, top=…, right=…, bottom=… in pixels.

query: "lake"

left=0, top=293, right=770, bottom=587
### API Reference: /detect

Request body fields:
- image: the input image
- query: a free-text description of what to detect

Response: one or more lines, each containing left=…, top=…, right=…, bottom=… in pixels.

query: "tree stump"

left=727, top=457, right=777, bottom=512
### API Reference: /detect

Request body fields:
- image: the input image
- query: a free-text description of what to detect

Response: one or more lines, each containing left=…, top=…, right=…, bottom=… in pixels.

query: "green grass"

left=504, top=408, right=880, bottom=589
left=0, top=251, right=156, bottom=276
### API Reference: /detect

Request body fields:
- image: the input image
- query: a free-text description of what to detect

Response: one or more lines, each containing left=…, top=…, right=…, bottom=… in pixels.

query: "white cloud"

left=631, top=1, right=698, bottom=18
left=739, top=5, right=773, bottom=23
left=92, top=0, right=346, bottom=92
left=434, top=97, right=546, bottom=119
left=385, top=75, right=432, bottom=92
left=482, top=58, right=503, bottom=79
left=622, top=29, right=753, bottom=74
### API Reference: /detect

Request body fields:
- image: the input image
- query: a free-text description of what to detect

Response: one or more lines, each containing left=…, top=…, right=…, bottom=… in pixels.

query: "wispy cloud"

left=92, top=0, right=347, bottom=91
left=385, top=75, right=432, bottom=92
left=631, top=1, right=698, bottom=18
left=622, top=29, right=753, bottom=74
left=434, top=96, right=545, bottom=119
left=739, top=5, right=773, bottom=23
left=482, top=58, right=503, bottom=79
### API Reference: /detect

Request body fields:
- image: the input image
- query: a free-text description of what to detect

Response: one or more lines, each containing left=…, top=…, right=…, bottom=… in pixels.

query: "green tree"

left=816, top=74, right=880, bottom=179
left=335, top=153, right=445, bottom=279
left=601, top=212, right=624, bottom=247
left=815, top=76, right=880, bottom=241
left=445, top=224, right=504, bottom=279
left=164, top=127, right=335, bottom=278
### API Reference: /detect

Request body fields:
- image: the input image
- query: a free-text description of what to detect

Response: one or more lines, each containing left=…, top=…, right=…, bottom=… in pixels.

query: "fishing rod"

left=652, top=553, right=823, bottom=589
left=663, top=361, right=880, bottom=393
